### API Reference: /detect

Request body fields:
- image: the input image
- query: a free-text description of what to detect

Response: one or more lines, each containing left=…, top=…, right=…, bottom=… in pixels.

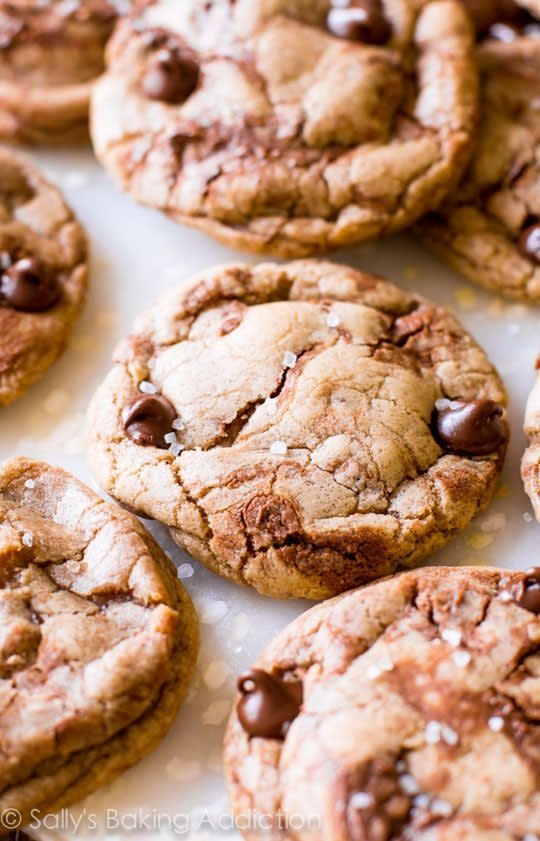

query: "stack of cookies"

left=0, top=1, right=540, bottom=839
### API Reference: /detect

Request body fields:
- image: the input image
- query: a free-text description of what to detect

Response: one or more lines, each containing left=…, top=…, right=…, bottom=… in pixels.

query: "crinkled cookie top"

left=0, top=150, right=87, bottom=405
left=225, top=566, right=540, bottom=841
left=0, top=457, right=196, bottom=819
left=86, top=261, right=508, bottom=599
left=417, top=0, right=540, bottom=301
left=91, top=0, right=478, bottom=257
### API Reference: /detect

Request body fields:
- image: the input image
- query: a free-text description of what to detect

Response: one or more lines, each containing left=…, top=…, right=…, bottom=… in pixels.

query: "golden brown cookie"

left=0, top=457, right=198, bottom=825
left=0, top=150, right=87, bottom=406
left=416, top=1, right=540, bottom=301
left=224, top=565, right=540, bottom=841
left=0, top=0, right=124, bottom=144
left=522, top=357, right=540, bottom=518
left=86, top=260, right=508, bottom=600
left=91, top=0, right=478, bottom=257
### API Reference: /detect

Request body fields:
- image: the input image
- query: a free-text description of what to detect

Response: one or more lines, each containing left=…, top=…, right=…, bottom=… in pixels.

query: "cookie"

left=86, top=260, right=508, bottom=600
left=521, top=359, right=540, bottom=518
left=0, top=456, right=198, bottom=824
left=0, top=0, right=123, bottom=144
left=90, top=0, right=478, bottom=258
left=0, top=150, right=87, bottom=406
left=224, top=565, right=540, bottom=841
left=416, top=1, right=540, bottom=302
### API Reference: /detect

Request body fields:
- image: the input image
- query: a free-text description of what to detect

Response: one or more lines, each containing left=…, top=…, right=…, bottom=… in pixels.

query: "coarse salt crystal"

left=139, top=380, right=157, bottom=394
left=452, top=650, right=471, bottom=668
left=282, top=351, right=297, bottom=368
left=425, top=721, right=442, bottom=745
left=270, top=440, right=287, bottom=456
left=326, top=312, right=340, bottom=328
left=169, top=442, right=184, bottom=456
left=177, top=563, right=194, bottom=579
left=430, top=798, right=453, bottom=817
left=349, top=792, right=373, bottom=810
left=441, top=628, right=462, bottom=647
left=172, top=417, right=185, bottom=431
left=498, top=590, right=512, bottom=602
left=22, top=532, right=33, bottom=548
left=399, top=774, right=420, bottom=795
left=164, top=432, right=177, bottom=444
left=441, top=724, right=459, bottom=746
left=413, top=794, right=431, bottom=809
left=24, top=479, right=36, bottom=489
left=488, top=715, right=504, bottom=732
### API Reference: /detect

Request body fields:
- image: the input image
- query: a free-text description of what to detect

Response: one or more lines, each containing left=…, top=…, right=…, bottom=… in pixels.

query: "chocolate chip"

left=464, top=0, right=500, bottom=34
left=0, top=257, right=60, bottom=312
left=433, top=399, right=507, bottom=456
left=122, top=394, right=177, bottom=448
left=519, top=220, right=540, bottom=263
left=141, top=48, right=200, bottom=104
left=236, top=669, right=302, bottom=739
left=517, top=567, right=540, bottom=615
left=327, top=0, right=391, bottom=44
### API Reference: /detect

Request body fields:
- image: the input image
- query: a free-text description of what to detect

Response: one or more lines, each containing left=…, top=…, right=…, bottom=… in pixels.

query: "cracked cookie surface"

left=0, top=457, right=198, bottom=823
left=416, top=1, right=540, bottom=302
left=90, top=0, right=478, bottom=257
left=0, top=0, right=124, bottom=143
left=86, top=260, right=508, bottom=600
left=0, top=150, right=87, bottom=406
left=224, top=565, right=540, bottom=841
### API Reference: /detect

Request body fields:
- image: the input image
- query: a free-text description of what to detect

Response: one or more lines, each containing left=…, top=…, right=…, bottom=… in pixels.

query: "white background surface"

left=4, top=147, right=539, bottom=840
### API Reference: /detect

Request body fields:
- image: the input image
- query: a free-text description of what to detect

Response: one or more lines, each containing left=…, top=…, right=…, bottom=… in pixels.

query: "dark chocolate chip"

left=327, top=0, right=391, bottom=44
left=517, top=567, right=540, bottom=615
left=122, top=393, right=177, bottom=448
left=141, top=48, right=200, bottom=104
left=519, top=220, right=540, bottom=264
left=236, top=669, right=302, bottom=740
left=433, top=399, right=507, bottom=456
left=0, top=257, right=60, bottom=312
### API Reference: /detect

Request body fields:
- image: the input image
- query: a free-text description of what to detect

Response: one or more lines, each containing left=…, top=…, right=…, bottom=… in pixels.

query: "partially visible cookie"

left=91, top=0, right=478, bottom=257
left=86, top=260, right=508, bottom=600
left=521, top=358, right=540, bottom=517
left=0, top=150, right=87, bottom=406
left=0, top=457, right=198, bottom=824
left=0, top=0, right=123, bottom=144
left=416, top=1, right=540, bottom=302
left=224, top=565, right=540, bottom=841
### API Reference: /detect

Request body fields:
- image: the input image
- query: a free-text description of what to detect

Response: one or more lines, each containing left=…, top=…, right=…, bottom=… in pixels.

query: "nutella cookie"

left=224, top=565, right=540, bottom=841
left=90, top=0, right=478, bottom=258
left=0, top=457, right=198, bottom=824
left=0, top=0, right=124, bottom=144
left=86, top=261, right=508, bottom=600
left=416, top=1, right=540, bottom=301
left=0, top=150, right=87, bottom=406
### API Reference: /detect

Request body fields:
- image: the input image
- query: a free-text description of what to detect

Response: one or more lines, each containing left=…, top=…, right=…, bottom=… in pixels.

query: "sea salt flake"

left=22, top=532, right=33, bottom=548
left=498, top=590, right=512, bottom=602
left=139, top=380, right=157, bottom=394
left=172, top=417, right=185, bottom=431
left=326, top=312, right=340, bottom=328
left=452, top=650, right=471, bottom=668
left=441, top=724, right=459, bottom=746
left=282, top=351, right=297, bottom=368
left=24, top=479, right=36, bottom=489
left=488, top=715, right=504, bottom=732
left=425, top=721, right=442, bottom=745
left=399, top=774, right=420, bottom=795
left=169, top=442, right=184, bottom=456
left=413, top=794, right=431, bottom=809
left=430, top=798, right=453, bottom=817
left=164, top=432, right=177, bottom=444
left=270, top=440, right=287, bottom=456
left=177, top=563, right=194, bottom=580
left=441, top=628, right=462, bottom=647
left=349, top=792, right=373, bottom=810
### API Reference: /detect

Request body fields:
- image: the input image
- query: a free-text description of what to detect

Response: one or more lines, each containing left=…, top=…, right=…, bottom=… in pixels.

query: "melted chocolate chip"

left=519, top=220, right=540, bottom=264
left=0, top=257, right=60, bottom=312
left=517, top=567, right=540, bottom=615
left=236, top=669, right=302, bottom=739
left=141, top=48, right=200, bottom=104
left=122, top=394, right=177, bottom=448
left=327, top=0, right=391, bottom=44
left=433, top=399, right=507, bottom=456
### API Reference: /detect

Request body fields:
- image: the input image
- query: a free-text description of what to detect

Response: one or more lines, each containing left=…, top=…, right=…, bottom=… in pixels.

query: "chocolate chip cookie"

left=522, top=359, right=540, bottom=518
left=416, top=0, right=540, bottom=301
left=224, top=565, right=540, bottom=841
left=0, top=456, right=198, bottom=824
left=86, top=260, right=508, bottom=600
left=90, top=0, right=478, bottom=258
left=0, top=150, right=87, bottom=406
left=0, top=0, right=124, bottom=144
